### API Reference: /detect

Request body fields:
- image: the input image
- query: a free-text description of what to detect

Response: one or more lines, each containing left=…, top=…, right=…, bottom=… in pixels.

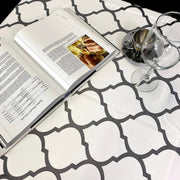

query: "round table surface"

left=0, top=0, right=180, bottom=180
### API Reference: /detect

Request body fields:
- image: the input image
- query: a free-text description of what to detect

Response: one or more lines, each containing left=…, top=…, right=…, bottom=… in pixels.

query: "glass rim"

left=154, top=11, right=180, bottom=48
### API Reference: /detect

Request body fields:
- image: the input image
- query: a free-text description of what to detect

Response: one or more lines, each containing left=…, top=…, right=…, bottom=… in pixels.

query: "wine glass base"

left=131, top=68, right=158, bottom=92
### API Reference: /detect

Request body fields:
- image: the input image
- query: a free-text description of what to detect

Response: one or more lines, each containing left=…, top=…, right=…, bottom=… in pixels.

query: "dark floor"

left=125, top=0, right=180, bottom=13
left=0, top=0, right=179, bottom=24
left=0, top=0, right=20, bottom=24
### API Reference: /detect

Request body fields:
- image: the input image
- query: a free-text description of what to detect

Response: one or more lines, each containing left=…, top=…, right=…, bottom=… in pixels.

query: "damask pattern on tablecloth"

left=0, top=0, right=180, bottom=180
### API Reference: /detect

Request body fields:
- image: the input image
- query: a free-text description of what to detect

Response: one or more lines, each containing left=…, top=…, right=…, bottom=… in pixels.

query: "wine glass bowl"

left=142, top=12, right=180, bottom=70
left=133, top=29, right=155, bottom=51
left=122, top=11, right=180, bottom=92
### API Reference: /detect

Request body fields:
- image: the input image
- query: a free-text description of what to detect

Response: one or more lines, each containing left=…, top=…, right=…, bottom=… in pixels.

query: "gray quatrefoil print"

left=0, top=0, right=180, bottom=180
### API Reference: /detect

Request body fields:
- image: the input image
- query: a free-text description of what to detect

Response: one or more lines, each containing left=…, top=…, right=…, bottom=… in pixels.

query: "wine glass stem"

left=135, top=65, right=156, bottom=88
left=144, top=65, right=155, bottom=80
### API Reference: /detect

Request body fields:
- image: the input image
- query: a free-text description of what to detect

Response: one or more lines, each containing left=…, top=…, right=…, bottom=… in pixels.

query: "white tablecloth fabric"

left=0, top=0, right=180, bottom=180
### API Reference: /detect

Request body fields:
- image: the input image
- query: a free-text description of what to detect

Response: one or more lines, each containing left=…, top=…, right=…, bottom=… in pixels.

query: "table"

left=0, top=0, right=180, bottom=179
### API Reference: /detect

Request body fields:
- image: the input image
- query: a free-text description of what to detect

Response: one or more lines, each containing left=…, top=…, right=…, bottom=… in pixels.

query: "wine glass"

left=130, top=12, right=180, bottom=92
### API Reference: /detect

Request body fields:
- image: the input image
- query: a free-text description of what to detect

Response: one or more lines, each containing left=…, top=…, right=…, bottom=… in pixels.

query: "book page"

left=14, top=8, right=119, bottom=90
left=0, top=44, right=63, bottom=147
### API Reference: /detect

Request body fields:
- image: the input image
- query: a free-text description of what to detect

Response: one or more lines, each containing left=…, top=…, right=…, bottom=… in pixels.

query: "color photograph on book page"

left=67, top=35, right=109, bottom=69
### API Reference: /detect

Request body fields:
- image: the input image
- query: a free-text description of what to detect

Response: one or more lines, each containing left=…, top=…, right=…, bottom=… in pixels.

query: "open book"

left=0, top=8, right=119, bottom=156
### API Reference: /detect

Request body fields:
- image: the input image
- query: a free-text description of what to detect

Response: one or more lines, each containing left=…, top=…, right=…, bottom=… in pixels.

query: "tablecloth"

left=0, top=0, right=180, bottom=180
